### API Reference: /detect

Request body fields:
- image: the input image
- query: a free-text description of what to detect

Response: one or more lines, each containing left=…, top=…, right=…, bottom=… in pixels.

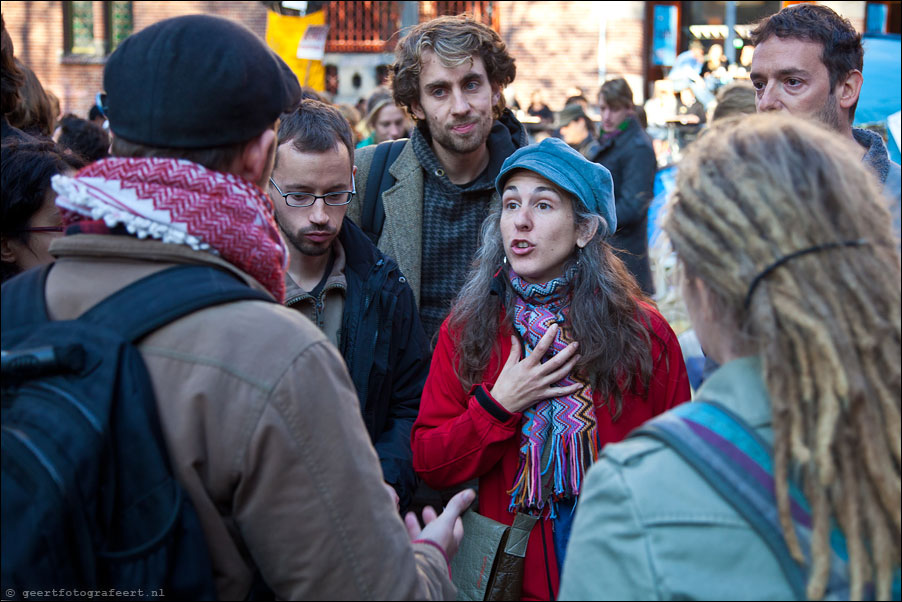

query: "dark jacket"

left=1, top=114, right=38, bottom=143
left=335, top=218, right=429, bottom=511
left=596, top=117, right=657, bottom=295
left=854, top=127, right=901, bottom=239
left=574, top=133, right=604, bottom=163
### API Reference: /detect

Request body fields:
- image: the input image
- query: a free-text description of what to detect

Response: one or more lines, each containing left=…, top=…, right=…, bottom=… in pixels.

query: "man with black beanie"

left=6, top=14, right=471, bottom=600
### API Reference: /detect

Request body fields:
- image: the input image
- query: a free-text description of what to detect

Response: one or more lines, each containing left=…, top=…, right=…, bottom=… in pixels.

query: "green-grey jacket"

left=559, top=357, right=803, bottom=601
left=349, top=141, right=425, bottom=305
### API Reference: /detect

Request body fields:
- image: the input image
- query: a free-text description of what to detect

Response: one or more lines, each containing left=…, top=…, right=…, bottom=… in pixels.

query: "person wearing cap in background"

left=556, top=102, right=603, bottom=163
left=28, top=14, right=472, bottom=600
left=356, top=87, right=410, bottom=148
left=411, top=137, right=690, bottom=601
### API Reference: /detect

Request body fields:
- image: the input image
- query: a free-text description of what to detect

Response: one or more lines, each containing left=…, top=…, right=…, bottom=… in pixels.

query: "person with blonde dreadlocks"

left=411, top=137, right=690, bottom=601
left=559, top=113, right=901, bottom=601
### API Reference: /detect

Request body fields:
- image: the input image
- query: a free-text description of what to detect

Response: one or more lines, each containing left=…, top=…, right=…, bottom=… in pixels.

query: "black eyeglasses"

left=17, top=226, right=65, bottom=233
left=269, top=178, right=355, bottom=208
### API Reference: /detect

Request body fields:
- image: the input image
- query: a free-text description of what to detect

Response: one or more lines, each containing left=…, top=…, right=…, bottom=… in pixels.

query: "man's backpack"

left=1, top=264, right=274, bottom=600
left=360, top=138, right=407, bottom=245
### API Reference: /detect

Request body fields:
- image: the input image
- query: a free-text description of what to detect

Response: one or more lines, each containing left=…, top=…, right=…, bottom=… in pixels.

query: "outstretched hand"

left=489, top=325, right=582, bottom=414
left=404, top=488, right=475, bottom=560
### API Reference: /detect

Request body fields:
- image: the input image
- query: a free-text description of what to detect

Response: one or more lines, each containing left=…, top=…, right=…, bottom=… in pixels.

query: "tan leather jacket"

left=44, top=234, right=454, bottom=601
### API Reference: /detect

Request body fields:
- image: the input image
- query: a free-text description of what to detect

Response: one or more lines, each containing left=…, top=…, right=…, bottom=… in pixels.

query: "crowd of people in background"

left=1, top=3, right=900, bottom=601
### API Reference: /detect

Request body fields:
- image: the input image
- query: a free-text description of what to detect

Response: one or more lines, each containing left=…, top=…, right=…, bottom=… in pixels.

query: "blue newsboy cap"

left=495, top=137, right=617, bottom=235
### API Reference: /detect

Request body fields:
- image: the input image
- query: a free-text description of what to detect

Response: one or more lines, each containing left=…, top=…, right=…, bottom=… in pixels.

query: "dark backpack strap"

left=1, top=263, right=55, bottom=328
left=631, top=401, right=851, bottom=600
left=361, top=138, right=406, bottom=245
left=78, top=265, right=274, bottom=342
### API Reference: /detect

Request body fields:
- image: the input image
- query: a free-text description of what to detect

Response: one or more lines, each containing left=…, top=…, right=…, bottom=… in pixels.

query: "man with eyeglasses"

left=269, top=99, right=429, bottom=514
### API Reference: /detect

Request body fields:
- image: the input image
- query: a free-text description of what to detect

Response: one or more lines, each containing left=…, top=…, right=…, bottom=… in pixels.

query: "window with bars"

left=63, top=1, right=133, bottom=58
left=419, top=1, right=498, bottom=29
left=325, top=1, right=401, bottom=53
left=323, top=1, right=498, bottom=54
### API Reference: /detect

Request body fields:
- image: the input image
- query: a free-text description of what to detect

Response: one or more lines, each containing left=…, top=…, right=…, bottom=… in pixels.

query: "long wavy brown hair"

left=664, top=113, right=901, bottom=600
left=448, top=192, right=657, bottom=419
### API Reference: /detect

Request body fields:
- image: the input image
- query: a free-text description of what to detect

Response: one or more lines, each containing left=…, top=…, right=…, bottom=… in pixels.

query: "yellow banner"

left=265, top=10, right=326, bottom=92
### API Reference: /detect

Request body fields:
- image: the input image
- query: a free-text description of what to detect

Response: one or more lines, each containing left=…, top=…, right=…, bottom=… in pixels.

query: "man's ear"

left=409, top=99, right=426, bottom=121
left=235, top=127, right=277, bottom=186
left=838, top=69, right=863, bottom=113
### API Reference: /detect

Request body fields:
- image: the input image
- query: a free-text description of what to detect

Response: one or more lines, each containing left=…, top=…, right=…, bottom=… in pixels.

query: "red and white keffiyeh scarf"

left=52, top=157, right=288, bottom=301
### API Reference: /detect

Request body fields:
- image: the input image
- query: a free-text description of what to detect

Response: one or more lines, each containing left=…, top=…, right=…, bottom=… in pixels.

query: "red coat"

left=412, top=304, right=690, bottom=601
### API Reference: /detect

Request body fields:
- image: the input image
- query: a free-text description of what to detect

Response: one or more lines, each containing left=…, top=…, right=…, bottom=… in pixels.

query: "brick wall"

left=501, top=1, right=602, bottom=113
left=3, top=1, right=267, bottom=119
left=500, top=1, right=646, bottom=113
left=603, top=15, right=646, bottom=107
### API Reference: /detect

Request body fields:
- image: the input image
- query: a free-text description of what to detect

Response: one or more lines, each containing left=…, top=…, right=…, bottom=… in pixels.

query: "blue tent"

left=856, top=34, right=901, bottom=162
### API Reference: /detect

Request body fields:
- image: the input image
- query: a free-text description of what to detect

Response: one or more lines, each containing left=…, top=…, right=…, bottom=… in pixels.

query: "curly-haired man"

left=349, top=15, right=527, bottom=342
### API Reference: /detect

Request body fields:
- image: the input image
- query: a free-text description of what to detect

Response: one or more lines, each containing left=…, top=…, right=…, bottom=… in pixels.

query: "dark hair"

left=1, top=140, right=85, bottom=281
left=391, top=15, right=516, bottom=120
left=88, top=104, right=104, bottom=122
left=110, top=135, right=249, bottom=173
left=300, top=86, right=327, bottom=103
left=564, top=94, right=588, bottom=107
left=711, top=82, right=757, bottom=122
left=1, top=14, right=23, bottom=115
left=276, top=98, right=354, bottom=167
left=57, top=114, right=110, bottom=163
left=599, top=78, right=634, bottom=111
left=634, top=103, right=648, bottom=129
left=7, top=59, right=55, bottom=137
left=750, top=4, right=863, bottom=120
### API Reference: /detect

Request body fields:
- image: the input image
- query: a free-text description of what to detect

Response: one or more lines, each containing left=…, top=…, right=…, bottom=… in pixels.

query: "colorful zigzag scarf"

left=508, top=267, right=598, bottom=518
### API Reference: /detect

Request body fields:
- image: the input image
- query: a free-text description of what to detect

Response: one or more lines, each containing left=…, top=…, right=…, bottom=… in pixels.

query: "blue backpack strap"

left=361, top=138, right=406, bottom=245
left=632, top=401, right=851, bottom=600
left=1, top=263, right=55, bottom=328
left=77, top=265, right=274, bottom=342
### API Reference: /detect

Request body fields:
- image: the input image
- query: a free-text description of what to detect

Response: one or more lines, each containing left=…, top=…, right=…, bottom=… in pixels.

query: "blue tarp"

left=855, top=34, right=901, bottom=128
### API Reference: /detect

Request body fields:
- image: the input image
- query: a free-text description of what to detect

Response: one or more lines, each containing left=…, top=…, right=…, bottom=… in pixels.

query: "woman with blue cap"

left=411, top=137, right=690, bottom=600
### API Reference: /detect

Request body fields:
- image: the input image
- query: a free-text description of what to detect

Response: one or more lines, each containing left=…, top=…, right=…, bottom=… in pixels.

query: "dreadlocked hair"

left=448, top=195, right=655, bottom=419
left=663, top=113, right=901, bottom=600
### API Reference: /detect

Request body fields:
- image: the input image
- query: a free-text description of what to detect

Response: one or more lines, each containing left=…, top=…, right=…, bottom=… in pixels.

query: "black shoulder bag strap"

left=77, top=265, right=274, bottom=341
left=361, top=138, right=407, bottom=245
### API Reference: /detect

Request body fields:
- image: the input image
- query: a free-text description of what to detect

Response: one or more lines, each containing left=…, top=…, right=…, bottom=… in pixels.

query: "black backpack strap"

left=361, top=138, right=406, bottom=245
left=0, top=263, right=55, bottom=328
left=78, top=265, right=274, bottom=342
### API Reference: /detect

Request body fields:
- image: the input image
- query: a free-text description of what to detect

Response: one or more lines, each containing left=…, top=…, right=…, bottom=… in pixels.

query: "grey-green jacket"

left=559, top=357, right=805, bottom=601
left=349, top=141, right=425, bottom=305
